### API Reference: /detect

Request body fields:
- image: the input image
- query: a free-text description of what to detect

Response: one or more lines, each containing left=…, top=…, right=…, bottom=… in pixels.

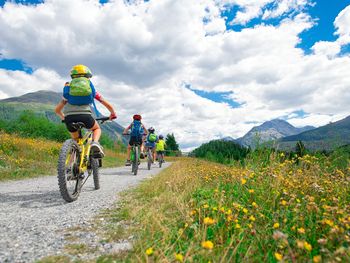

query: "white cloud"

left=0, top=0, right=349, bottom=150
left=334, top=4, right=350, bottom=45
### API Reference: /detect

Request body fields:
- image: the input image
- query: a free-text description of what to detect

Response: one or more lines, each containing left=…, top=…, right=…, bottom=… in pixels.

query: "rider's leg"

left=91, top=121, right=101, bottom=142
left=127, top=145, right=131, bottom=160
left=152, top=148, right=156, bottom=162
left=70, top=131, right=80, bottom=140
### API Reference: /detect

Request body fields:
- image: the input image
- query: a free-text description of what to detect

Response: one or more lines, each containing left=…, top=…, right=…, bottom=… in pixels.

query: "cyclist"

left=55, top=64, right=117, bottom=158
left=145, top=127, right=158, bottom=163
left=156, top=134, right=166, bottom=163
left=123, top=114, right=148, bottom=166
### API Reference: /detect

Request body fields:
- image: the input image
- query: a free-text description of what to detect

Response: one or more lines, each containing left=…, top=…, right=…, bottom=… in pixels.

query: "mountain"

left=0, top=90, right=127, bottom=144
left=236, top=119, right=315, bottom=148
left=278, top=116, right=350, bottom=151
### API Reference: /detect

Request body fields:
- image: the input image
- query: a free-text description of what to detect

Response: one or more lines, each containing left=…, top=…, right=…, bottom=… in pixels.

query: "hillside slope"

left=0, top=90, right=127, bottom=144
left=236, top=119, right=314, bottom=147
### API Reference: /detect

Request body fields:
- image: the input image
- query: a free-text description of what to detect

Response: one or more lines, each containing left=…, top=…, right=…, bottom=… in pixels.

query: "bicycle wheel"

left=147, top=149, right=152, bottom=170
left=57, top=139, right=82, bottom=202
left=90, top=157, right=100, bottom=190
left=159, top=154, right=162, bottom=168
left=132, top=146, right=139, bottom=175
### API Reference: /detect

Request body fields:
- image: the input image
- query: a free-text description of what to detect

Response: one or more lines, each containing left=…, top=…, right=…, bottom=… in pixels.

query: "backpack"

left=148, top=133, right=157, bottom=143
left=130, top=120, right=143, bottom=137
left=63, top=77, right=96, bottom=105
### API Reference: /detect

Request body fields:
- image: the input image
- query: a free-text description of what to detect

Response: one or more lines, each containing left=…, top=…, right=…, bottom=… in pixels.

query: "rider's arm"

left=55, top=98, right=67, bottom=121
left=123, top=123, right=132, bottom=134
left=95, top=93, right=117, bottom=119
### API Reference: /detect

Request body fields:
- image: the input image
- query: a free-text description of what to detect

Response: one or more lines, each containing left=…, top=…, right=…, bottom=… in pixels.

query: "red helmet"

left=133, top=114, right=141, bottom=120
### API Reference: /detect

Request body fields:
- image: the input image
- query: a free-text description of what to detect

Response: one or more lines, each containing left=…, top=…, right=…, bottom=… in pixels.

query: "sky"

left=0, top=0, right=350, bottom=150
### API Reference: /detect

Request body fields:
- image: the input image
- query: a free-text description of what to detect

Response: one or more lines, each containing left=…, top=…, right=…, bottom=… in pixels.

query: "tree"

left=295, top=140, right=306, bottom=157
left=165, top=133, right=179, bottom=156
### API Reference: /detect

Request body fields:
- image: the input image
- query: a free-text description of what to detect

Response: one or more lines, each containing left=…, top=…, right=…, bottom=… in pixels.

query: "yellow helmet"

left=70, top=64, right=92, bottom=78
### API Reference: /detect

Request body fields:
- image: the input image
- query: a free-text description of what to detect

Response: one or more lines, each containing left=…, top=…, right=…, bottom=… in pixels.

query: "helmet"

left=70, top=64, right=92, bottom=78
left=133, top=114, right=142, bottom=121
left=148, top=127, right=155, bottom=133
left=159, top=135, right=164, bottom=139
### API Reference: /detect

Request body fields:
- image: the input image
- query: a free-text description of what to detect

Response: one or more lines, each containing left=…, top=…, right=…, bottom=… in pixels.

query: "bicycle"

left=123, top=134, right=142, bottom=175
left=57, top=116, right=110, bottom=202
left=157, top=151, right=164, bottom=168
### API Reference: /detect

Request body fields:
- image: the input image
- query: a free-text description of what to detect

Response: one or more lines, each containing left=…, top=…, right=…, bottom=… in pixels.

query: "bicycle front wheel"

left=132, top=147, right=139, bottom=175
left=91, top=158, right=100, bottom=190
left=147, top=149, right=152, bottom=170
left=57, top=139, right=82, bottom=202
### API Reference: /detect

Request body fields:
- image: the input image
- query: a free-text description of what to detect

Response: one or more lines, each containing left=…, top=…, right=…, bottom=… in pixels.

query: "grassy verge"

left=0, top=132, right=125, bottom=181
left=95, top=154, right=350, bottom=262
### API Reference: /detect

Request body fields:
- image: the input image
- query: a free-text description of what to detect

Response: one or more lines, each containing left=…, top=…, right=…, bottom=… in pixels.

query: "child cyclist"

left=55, top=64, right=117, bottom=158
left=123, top=114, right=148, bottom=166
left=145, top=127, right=158, bottom=163
left=156, top=134, right=166, bottom=163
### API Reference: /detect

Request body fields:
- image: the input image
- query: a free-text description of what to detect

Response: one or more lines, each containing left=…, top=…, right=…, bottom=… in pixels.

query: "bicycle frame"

left=77, top=131, right=93, bottom=173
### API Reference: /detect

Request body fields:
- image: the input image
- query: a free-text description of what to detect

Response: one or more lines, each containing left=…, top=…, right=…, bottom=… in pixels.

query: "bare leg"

left=91, top=121, right=101, bottom=142
left=70, top=131, right=79, bottom=140
left=127, top=145, right=131, bottom=160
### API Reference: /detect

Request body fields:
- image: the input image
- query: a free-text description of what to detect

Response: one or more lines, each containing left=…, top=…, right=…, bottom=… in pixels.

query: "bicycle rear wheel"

left=90, top=157, right=100, bottom=190
left=132, top=146, right=139, bottom=175
left=159, top=154, right=163, bottom=168
left=147, top=149, right=152, bottom=170
left=57, top=139, right=82, bottom=202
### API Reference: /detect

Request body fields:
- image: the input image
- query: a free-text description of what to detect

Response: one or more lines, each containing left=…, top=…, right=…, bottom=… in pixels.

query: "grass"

left=0, top=132, right=126, bottom=181
left=94, top=153, right=350, bottom=262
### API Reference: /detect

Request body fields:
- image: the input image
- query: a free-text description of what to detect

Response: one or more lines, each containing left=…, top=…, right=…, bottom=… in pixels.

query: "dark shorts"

left=157, top=151, right=165, bottom=155
left=129, top=136, right=143, bottom=146
left=65, top=114, right=96, bottom=132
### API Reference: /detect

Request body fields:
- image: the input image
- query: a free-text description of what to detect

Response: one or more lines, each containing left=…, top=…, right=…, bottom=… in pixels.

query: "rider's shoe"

left=140, top=152, right=145, bottom=159
left=91, top=141, right=104, bottom=158
left=125, top=160, right=131, bottom=166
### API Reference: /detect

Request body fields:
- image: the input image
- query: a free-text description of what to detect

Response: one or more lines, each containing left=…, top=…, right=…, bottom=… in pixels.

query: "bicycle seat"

left=71, top=122, right=86, bottom=130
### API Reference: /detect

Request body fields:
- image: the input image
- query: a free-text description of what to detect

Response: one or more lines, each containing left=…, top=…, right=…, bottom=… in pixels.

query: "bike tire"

left=132, top=147, right=138, bottom=175
left=159, top=156, right=162, bottom=168
left=91, top=158, right=100, bottom=190
left=57, top=139, right=82, bottom=202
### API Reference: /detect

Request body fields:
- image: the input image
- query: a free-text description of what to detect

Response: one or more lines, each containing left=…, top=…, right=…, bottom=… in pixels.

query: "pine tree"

left=165, top=133, right=179, bottom=155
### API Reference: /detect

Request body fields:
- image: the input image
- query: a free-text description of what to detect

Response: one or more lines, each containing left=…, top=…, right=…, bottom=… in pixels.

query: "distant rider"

left=145, top=127, right=158, bottom=163
left=123, top=114, right=147, bottom=166
left=156, top=134, right=166, bottom=163
left=55, top=64, right=117, bottom=158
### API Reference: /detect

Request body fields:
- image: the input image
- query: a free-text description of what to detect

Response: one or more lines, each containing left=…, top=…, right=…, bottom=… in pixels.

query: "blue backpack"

left=63, top=77, right=96, bottom=105
left=130, top=120, right=143, bottom=137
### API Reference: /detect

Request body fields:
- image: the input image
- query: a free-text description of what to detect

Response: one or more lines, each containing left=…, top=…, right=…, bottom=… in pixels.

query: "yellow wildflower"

left=275, top=252, right=283, bottom=261
left=145, top=247, right=154, bottom=256
left=273, top=223, right=280, bottom=229
left=235, top=224, right=241, bottom=229
left=241, top=178, right=247, bottom=185
left=203, top=204, right=209, bottom=209
left=242, top=208, right=248, bottom=214
left=248, top=189, right=254, bottom=193
left=203, top=217, right=216, bottom=225
left=249, top=215, right=256, bottom=221
left=297, top=227, right=305, bottom=234
left=175, top=253, right=184, bottom=262
left=304, top=241, right=312, bottom=251
left=280, top=200, right=287, bottom=206
left=313, top=255, right=322, bottom=263
left=252, top=202, right=258, bottom=208
left=201, top=240, right=214, bottom=250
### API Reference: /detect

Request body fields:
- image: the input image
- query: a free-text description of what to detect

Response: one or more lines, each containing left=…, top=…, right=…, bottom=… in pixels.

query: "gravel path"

left=0, top=162, right=171, bottom=263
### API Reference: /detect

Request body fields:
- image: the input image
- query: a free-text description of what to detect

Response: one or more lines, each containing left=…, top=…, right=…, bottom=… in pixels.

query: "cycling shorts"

left=65, top=114, right=95, bottom=132
left=129, top=136, right=143, bottom=146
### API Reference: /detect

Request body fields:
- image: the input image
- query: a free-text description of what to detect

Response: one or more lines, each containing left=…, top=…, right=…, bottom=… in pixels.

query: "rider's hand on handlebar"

left=109, top=112, right=117, bottom=120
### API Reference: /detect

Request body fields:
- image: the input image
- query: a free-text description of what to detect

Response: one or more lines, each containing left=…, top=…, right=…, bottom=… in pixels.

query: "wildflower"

left=190, top=210, right=197, bottom=216
left=296, top=240, right=304, bottom=249
left=242, top=208, right=248, bottom=214
left=317, top=238, right=327, bottom=245
left=275, top=252, right=283, bottom=261
left=313, top=255, right=322, bottom=263
left=304, top=241, right=312, bottom=251
left=280, top=200, right=287, bottom=206
left=226, top=209, right=232, bottom=215
left=273, top=231, right=288, bottom=240
left=175, top=253, right=184, bottom=262
left=203, top=217, right=216, bottom=225
left=235, top=224, right=241, bottom=229
left=146, top=247, right=154, bottom=256
left=203, top=204, right=209, bottom=209
left=252, top=202, right=258, bottom=208
left=248, top=189, right=254, bottom=193
left=241, top=178, right=247, bottom=185
left=249, top=215, right=256, bottom=221
left=248, top=223, right=253, bottom=229
left=273, top=223, right=280, bottom=229
left=201, top=240, right=214, bottom=250
left=297, top=227, right=305, bottom=234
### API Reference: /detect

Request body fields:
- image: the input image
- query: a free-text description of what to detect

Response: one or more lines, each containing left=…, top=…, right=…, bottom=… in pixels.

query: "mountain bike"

left=57, top=116, right=110, bottom=202
left=157, top=151, right=164, bottom=168
left=123, top=134, right=142, bottom=175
